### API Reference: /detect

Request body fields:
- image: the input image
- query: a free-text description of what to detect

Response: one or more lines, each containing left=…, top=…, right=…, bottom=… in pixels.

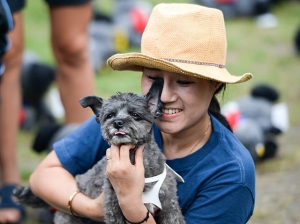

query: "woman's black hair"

left=208, top=83, right=232, bottom=132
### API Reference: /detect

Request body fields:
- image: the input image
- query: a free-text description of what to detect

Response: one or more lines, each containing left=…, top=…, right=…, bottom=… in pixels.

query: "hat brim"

left=107, top=53, right=253, bottom=84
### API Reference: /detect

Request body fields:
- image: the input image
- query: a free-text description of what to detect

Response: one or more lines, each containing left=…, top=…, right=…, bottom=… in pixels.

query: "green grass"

left=221, top=2, right=300, bottom=126
left=24, top=0, right=52, bottom=63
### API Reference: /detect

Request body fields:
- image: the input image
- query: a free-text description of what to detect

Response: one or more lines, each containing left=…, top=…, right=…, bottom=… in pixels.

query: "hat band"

left=161, top=58, right=225, bottom=68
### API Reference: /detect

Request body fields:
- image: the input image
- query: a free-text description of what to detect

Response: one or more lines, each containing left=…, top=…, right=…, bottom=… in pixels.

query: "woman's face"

left=141, top=68, right=218, bottom=135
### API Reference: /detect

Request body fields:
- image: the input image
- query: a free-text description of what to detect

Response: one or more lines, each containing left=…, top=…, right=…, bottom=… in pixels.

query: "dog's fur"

left=14, top=79, right=185, bottom=224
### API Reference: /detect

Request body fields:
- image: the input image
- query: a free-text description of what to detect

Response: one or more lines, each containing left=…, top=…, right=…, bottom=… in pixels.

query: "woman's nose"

left=160, top=82, right=177, bottom=103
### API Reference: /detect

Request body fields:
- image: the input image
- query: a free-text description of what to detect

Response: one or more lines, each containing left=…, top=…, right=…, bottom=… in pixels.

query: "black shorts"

left=7, top=0, right=91, bottom=13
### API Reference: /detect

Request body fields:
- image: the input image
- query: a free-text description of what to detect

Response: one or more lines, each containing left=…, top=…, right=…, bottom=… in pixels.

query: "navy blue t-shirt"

left=54, top=115, right=255, bottom=223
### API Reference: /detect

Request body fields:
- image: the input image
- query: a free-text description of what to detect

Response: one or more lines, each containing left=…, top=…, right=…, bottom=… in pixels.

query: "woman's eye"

left=177, top=80, right=194, bottom=85
left=147, top=76, right=160, bottom=81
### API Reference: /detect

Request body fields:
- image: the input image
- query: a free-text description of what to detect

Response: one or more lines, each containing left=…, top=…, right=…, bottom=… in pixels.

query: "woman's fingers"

left=110, top=144, right=120, bottom=161
left=119, top=145, right=134, bottom=165
left=135, top=146, right=144, bottom=169
left=106, top=144, right=144, bottom=168
left=106, top=147, right=111, bottom=159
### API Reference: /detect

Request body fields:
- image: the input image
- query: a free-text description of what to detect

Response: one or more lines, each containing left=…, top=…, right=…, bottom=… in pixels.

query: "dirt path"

left=248, top=126, right=300, bottom=224
left=249, top=166, right=300, bottom=223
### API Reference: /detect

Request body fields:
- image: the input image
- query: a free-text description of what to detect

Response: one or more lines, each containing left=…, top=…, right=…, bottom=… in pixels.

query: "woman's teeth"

left=163, top=109, right=182, bottom=114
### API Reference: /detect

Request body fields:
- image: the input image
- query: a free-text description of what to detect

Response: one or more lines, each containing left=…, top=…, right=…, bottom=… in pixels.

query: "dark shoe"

left=0, top=184, right=26, bottom=223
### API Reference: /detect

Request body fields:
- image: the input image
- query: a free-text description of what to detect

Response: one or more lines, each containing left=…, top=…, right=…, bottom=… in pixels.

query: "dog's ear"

left=78, top=96, right=103, bottom=119
left=145, top=78, right=164, bottom=119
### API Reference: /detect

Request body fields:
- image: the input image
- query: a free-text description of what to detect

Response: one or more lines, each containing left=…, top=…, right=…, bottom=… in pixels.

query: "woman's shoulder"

left=204, top=115, right=255, bottom=192
left=212, top=115, right=255, bottom=168
left=174, top=115, right=255, bottom=191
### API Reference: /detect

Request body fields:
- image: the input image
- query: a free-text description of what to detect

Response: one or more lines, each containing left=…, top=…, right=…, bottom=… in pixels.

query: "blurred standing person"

left=0, top=0, right=95, bottom=223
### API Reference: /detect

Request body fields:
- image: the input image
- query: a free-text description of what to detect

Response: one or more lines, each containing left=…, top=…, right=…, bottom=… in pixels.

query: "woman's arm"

left=29, top=150, right=104, bottom=221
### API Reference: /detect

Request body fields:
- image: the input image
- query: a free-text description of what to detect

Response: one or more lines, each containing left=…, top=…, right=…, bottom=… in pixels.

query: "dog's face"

left=79, top=79, right=164, bottom=146
left=99, top=93, right=155, bottom=145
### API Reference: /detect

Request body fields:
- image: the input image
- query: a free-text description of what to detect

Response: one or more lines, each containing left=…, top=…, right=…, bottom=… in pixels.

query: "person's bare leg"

left=0, top=12, right=24, bottom=223
left=49, top=3, right=94, bottom=124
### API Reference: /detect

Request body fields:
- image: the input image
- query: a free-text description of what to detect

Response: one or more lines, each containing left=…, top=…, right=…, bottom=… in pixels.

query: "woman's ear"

left=210, top=81, right=222, bottom=92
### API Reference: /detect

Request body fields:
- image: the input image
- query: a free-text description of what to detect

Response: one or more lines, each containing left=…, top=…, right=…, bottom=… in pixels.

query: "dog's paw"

left=13, top=185, right=30, bottom=199
left=13, top=185, right=50, bottom=208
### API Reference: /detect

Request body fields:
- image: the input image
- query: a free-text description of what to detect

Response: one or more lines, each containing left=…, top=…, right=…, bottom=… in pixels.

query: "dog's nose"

left=114, top=119, right=124, bottom=128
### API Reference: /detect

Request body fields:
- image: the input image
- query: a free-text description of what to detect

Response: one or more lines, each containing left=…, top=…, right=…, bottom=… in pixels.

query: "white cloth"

left=142, top=163, right=184, bottom=209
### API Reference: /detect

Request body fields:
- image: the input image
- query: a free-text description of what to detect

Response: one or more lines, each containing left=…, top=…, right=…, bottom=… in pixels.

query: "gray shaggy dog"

left=14, top=78, right=185, bottom=224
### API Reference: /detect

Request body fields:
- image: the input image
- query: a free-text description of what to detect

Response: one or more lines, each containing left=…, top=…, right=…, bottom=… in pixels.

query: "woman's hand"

left=106, top=144, right=145, bottom=206
left=106, top=144, right=154, bottom=222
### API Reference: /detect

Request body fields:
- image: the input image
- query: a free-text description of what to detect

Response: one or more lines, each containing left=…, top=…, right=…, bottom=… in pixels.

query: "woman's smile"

left=161, top=108, right=182, bottom=120
left=162, top=108, right=182, bottom=115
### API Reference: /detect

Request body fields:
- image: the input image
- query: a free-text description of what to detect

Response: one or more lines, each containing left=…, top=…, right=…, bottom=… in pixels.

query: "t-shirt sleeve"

left=54, top=116, right=109, bottom=176
left=184, top=183, right=254, bottom=224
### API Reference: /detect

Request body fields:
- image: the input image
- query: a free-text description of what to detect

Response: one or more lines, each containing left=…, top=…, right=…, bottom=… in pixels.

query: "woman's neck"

left=162, top=114, right=212, bottom=160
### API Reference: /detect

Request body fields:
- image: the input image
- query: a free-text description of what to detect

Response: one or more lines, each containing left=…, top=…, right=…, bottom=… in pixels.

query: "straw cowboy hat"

left=107, top=3, right=253, bottom=84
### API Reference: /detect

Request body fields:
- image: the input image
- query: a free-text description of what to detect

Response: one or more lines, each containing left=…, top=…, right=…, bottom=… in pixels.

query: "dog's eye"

left=105, top=113, right=115, bottom=120
left=131, top=112, right=141, bottom=120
